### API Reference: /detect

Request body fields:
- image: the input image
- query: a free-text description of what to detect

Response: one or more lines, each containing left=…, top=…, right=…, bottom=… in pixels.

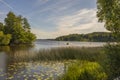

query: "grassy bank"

left=60, top=61, right=107, bottom=80
left=10, top=47, right=109, bottom=80
left=8, top=47, right=105, bottom=62
left=35, top=47, right=106, bottom=62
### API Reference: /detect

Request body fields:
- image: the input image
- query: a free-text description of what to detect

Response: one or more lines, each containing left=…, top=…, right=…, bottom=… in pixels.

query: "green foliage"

left=61, top=61, right=107, bottom=80
left=97, top=0, right=120, bottom=79
left=6, top=47, right=103, bottom=62
left=97, top=0, right=120, bottom=42
left=35, top=47, right=104, bottom=61
left=104, top=44, right=120, bottom=79
left=56, top=32, right=114, bottom=42
left=0, top=11, right=36, bottom=45
left=23, top=18, right=31, bottom=31
left=0, top=22, right=4, bottom=31
left=0, top=31, right=11, bottom=45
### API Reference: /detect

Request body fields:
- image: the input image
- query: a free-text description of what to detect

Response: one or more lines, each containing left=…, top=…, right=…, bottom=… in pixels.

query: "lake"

left=35, top=40, right=106, bottom=49
left=0, top=40, right=106, bottom=80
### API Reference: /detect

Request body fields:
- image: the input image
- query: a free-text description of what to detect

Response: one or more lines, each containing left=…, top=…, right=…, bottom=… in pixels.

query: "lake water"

left=0, top=41, right=106, bottom=80
left=35, top=40, right=106, bottom=49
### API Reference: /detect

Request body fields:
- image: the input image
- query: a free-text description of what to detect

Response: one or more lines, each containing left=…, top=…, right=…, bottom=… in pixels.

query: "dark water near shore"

left=0, top=41, right=106, bottom=80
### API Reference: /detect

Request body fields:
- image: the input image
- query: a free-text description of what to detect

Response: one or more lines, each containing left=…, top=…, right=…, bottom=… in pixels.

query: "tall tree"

left=97, top=0, right=120, bottom=79
left=4, top=12, right=16, bottom=34
left=4, top=12, right=36, bottom=44
left=4, top=12, right=23, bottom=43
left=23, top=18, right=30, bottom=32
left=97, top=0, right=120, bottom=42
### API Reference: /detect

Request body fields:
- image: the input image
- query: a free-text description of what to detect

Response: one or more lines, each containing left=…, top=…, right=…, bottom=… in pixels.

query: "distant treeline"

left=55, top=32, right=115, bottom=42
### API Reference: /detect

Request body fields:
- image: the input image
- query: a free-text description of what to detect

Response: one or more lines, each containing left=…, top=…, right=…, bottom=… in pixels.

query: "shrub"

left=61, top=61, right=107, bottom=80
left=105, top=44, right=120, bottom=79
left=0, top=31, right=11, bottom=45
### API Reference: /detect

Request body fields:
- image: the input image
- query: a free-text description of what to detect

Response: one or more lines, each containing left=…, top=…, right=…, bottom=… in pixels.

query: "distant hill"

left=55, top=32, right=115, bottom=42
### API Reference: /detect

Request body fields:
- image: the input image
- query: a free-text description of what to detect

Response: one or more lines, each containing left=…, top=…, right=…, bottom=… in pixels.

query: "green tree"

left=4, top=11, right=36, bottom=44
left=97, top=0, right=120, bottom=42
left=23, top=18, right=31, bottom=32
left=0, top=31, right=11, bottom=45
left=4, top=12, right=16, bottom=34
left=0, top=22, right=4, bottom=31
left=97, top=0, right=120, bottom=79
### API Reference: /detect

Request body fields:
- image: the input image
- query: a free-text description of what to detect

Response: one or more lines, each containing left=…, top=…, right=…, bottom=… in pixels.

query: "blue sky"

left=0, top=0, right=107, bottom=39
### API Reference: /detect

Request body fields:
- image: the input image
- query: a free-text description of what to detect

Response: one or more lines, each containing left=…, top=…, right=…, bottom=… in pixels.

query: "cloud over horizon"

left=32, top=8, right=107, bottom=39
left=0, top=0, right=107, bottom=39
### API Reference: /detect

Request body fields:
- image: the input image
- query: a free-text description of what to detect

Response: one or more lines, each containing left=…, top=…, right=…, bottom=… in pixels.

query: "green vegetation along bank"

left=0, top=12, right=36, bottom=45
left=55, top=32, right=115, bottom=42
left=6, top=46, right=119, bottom=80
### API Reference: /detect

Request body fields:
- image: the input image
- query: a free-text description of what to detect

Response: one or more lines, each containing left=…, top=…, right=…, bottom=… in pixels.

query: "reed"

left=9, top=47, right=104, bottom=62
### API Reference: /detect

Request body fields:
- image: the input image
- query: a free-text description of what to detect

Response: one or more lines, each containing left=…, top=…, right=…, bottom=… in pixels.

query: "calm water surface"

left=35, top=40, right=106, bottom=49
left=0, top=41, right=106, bottom=80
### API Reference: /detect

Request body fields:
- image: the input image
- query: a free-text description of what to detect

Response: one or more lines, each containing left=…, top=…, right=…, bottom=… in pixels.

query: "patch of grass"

left=60, top=61, right=107, bottom=80
left=8, top=47, right=105, bottom=62
left=36, top=47, right=104, bottom=61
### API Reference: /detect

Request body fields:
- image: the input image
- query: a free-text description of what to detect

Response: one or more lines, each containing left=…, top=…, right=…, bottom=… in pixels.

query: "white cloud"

left=32, top=8, right=107, bottom=39
left=57, top=9, right=100, bottom=30
left=31, top=28, right=58, bottom=39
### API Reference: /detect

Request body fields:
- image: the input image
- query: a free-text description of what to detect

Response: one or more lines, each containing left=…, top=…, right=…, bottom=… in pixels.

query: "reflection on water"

left=34, top=40, right=106, bottom=50
left=0, top=41, right=106, bottom=80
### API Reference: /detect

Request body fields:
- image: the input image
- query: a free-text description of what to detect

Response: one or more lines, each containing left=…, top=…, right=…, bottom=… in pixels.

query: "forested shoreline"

left=55, top=32, right=115, bottom=42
